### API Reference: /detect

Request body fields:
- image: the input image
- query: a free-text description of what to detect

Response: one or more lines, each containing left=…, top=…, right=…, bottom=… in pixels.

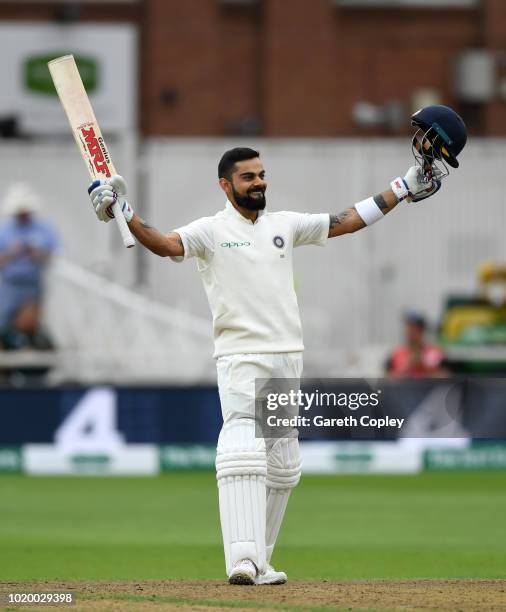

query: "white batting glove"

left=88, top=175, right=134, bottom=223
left=390, top=166, right=442, bottom=204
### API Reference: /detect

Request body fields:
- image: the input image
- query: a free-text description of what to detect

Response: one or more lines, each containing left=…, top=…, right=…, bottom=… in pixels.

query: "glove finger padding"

left=88, top=181, right=117, bottom=221
left=409, top=180, right=441, bottom=203
left=401, top=165, right=442, bottom=203
left=87, top=175, right=132, bottom=223
left=403, top=166, right=427, bottom=195
left=98, top=198, right=133, bottom=222
left=92, top=189, right=116, bottom=209
left=92, top=189, right=116, bottom=222
left=89, top=183, right=113, bottom=200
left=87, top=179, right=105, bottom=195
left=95, top=203, right=114, bottom=222
left=107, top=175, right=128, bottom=196
left=101, top=206, right=114, bottom=221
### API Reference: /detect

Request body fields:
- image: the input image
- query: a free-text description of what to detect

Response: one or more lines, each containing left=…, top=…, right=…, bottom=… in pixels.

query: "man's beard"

left=232, top=185, right=266, bottom=211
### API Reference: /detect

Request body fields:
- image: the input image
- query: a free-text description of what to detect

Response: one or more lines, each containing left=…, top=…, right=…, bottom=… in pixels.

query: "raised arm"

left=328, top=190, right=397, bottom=238
left=87, top=175, right=184, bottom=258
left=328, top=167, right=441, bottom=239
left=128, top=214, right=184, bottom=257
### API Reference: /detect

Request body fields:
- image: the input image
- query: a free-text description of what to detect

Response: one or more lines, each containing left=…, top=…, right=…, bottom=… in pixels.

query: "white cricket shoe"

left=228, top=559, right=257, bottom=585
left=255, top=564, right=288, bottom=585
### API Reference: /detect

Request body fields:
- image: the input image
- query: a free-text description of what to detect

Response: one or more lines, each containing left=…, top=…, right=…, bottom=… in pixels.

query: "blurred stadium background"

left=0, top=0, right=505, bottom=601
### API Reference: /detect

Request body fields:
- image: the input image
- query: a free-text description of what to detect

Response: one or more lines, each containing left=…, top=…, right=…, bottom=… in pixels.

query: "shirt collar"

left=225, top=200, right=265, bottom=224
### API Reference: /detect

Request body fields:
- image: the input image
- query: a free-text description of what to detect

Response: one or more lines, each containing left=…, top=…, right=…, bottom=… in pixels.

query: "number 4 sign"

left=55, top=388, right=125, bottom=453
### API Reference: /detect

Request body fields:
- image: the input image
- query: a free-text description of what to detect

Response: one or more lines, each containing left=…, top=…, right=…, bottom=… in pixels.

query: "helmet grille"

left=411, top=126, right=450, bottom=181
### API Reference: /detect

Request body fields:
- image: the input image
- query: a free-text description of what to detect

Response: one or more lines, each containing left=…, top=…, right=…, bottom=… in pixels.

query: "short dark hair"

left=404, top=311, right=426, bottom=330
left=218, top=147, right=260, bottom=180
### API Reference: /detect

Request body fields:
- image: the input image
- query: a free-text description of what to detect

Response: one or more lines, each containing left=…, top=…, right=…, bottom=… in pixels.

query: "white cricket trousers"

left=215, top=352, right=303, bottom=575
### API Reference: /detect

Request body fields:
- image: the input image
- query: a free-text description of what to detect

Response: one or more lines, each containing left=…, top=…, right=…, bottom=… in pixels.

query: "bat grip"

left=111, top=201, right=135, bottom=248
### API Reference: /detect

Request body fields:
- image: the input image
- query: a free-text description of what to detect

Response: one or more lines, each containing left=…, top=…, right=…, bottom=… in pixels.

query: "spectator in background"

left=0, top=302, right=55, bottom=384
left=0, top=302, right=54, bottom=352
left=386, top=312, right=448, bottom=378
left=0, top=184, right=59, bottom=331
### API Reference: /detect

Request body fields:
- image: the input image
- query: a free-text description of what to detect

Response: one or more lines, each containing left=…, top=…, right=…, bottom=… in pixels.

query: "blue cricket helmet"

left=411, top=105, right=467, bottom=169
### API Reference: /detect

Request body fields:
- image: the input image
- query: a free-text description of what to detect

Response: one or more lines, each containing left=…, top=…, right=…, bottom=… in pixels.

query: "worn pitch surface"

left=2, top=579, right=506, bottom=611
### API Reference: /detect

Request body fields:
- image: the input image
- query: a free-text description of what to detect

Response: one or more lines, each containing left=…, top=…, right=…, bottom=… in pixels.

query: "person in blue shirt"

left=0, top=184, right=59, bottom=330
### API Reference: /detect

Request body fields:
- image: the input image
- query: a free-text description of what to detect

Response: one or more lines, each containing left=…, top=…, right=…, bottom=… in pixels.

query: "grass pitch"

left=1, top=472, right=505, bottom=610
left=1, top=472, right=505, bottom=583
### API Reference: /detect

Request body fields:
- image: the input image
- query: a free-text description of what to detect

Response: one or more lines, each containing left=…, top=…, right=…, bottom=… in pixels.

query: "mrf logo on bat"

left=78, top=124, right=112, bottom=177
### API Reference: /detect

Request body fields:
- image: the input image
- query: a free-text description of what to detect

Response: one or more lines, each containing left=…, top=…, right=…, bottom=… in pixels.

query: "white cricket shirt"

left=172, top=201, right=329, bottom=357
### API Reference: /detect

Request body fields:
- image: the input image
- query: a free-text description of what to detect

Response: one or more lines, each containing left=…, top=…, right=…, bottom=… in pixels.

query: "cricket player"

left=87, top=108, right=465, bottom=586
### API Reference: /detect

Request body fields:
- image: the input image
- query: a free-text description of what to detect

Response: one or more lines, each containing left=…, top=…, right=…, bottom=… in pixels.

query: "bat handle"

left=111, top=200, right=135, bottom=248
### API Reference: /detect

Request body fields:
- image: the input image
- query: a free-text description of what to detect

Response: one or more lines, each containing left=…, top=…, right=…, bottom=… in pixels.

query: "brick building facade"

left=1, top=0, right=505, bottom=136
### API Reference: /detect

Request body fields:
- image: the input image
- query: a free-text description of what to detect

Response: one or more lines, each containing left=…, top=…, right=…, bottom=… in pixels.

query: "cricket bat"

left=48, top=54, right=135, bottom=248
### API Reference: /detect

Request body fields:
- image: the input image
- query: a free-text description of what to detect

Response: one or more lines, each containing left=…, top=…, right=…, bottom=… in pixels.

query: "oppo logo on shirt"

left=220, top=241, right=251, bottom=248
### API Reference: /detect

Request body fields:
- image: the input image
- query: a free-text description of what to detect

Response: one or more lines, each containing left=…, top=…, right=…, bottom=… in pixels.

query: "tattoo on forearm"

left=141, top=220, right=154, bottom=230
left=329, top=210, right=351, bottom=229
left=373, top=194, right=389, bottom=212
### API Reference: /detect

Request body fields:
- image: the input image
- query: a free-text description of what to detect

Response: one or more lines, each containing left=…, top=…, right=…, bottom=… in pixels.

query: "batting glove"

left=88, top=175, right=134, bottom=223
left=390, top=166, right=442, bottom=204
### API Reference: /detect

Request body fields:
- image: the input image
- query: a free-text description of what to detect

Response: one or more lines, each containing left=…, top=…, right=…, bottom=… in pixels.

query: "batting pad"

left=265, top=436, right=301, bottom=563
left=216, top=419, right=267, bottom=575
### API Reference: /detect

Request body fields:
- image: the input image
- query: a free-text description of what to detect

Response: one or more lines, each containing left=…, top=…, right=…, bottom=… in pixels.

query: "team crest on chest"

left=273, top=235, right=285, bottom=249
